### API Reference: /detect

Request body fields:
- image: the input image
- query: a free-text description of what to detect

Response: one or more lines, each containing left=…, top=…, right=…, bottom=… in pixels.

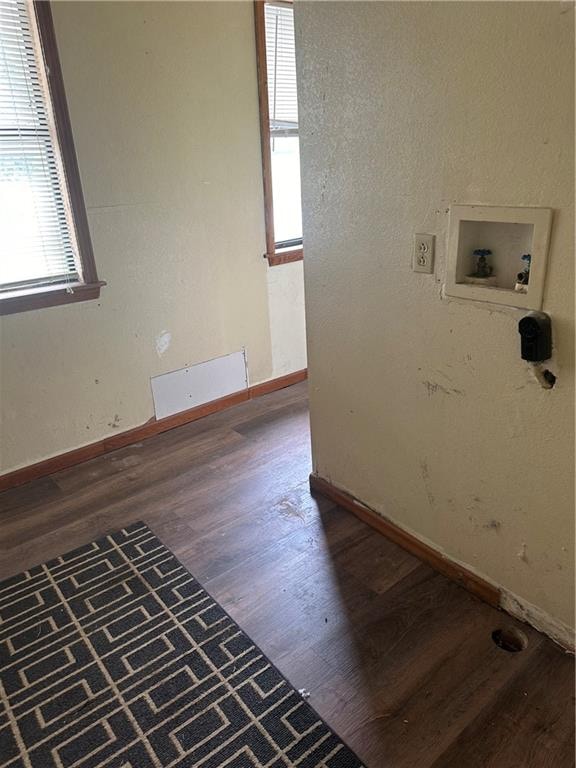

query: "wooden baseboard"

left=250, top=369, right=307, bottom=397
left=0, top=369, right=307, bottom=493
left=309, top=473, right=500, bottom=608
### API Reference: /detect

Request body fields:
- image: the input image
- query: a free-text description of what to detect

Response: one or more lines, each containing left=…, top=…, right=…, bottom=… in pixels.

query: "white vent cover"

left=151, top=350, right=248, bottom=420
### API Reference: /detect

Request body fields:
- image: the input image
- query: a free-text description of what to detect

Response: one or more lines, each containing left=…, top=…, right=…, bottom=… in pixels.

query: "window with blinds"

left=0, top=0, right=94, bottom=302
left=260, top=1, right=302, bottom=254
left=265, top=3, right=298, bottom=138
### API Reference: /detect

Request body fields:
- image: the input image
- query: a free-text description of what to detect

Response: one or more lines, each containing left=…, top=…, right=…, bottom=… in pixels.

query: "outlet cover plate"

left=413, top=233, right=435, bottom=273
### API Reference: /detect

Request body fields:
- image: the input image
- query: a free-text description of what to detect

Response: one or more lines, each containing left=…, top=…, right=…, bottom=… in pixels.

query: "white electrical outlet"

left=413, top=233, right=435, bottom=274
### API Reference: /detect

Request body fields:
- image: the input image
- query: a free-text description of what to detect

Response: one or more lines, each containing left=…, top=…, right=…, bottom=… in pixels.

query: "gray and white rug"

left=0, top=522, right=364, bottom=767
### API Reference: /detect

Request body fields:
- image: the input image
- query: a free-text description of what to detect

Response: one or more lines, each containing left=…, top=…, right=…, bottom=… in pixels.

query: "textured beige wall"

left=0, top=1, right=306, bottom=473
left=268, top=261, right=307, bottom=378
left=296, top=1, right=574, bottom=637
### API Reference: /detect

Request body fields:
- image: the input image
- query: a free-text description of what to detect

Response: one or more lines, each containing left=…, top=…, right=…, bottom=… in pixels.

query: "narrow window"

left=0, top=0, right=102, bottom=315
left=254, top=0, right=303, bottom=266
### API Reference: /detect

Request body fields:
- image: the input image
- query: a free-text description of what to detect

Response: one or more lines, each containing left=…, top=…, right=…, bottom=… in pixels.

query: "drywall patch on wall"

left=155, top=330, right=172, bottom=357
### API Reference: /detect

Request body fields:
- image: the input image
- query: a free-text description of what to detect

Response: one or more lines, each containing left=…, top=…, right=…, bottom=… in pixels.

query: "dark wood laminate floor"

left=0, top=381, right=574, bottom=767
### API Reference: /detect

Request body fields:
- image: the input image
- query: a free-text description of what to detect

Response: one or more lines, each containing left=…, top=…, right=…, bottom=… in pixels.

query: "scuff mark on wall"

left=155, top=330, right=172, bottom=358
left=422, top=380, right=464, bottom=397
left=420, top=460, right=435, bottom=507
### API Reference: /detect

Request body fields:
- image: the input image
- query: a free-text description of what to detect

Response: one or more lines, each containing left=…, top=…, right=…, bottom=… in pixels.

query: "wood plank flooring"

left=0, top=381, right=574, bottom=767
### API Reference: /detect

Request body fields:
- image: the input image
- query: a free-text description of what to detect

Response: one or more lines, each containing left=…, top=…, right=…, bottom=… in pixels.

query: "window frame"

left=0, top=0, right=104, bottom=316
left=254, top=0, right=303, bottom=267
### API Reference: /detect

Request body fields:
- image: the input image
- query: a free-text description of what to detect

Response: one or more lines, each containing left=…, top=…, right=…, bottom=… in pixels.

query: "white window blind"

left=264, top=2, right=298, bottom=137
left=0, top=0, right=80, bottom=291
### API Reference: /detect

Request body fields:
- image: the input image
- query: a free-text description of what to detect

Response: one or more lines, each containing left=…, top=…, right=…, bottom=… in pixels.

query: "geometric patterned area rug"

left=0, top=522, right=364, bottom=767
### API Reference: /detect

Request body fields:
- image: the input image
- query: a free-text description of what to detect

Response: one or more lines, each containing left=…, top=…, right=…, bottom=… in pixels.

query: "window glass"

left=270, top=136, right=302, bottom=245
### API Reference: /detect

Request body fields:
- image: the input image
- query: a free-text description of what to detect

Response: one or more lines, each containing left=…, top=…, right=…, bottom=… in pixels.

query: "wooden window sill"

left=0, top=281, right=106, bottom=316
left=266, top=247, right=303, bottom=266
